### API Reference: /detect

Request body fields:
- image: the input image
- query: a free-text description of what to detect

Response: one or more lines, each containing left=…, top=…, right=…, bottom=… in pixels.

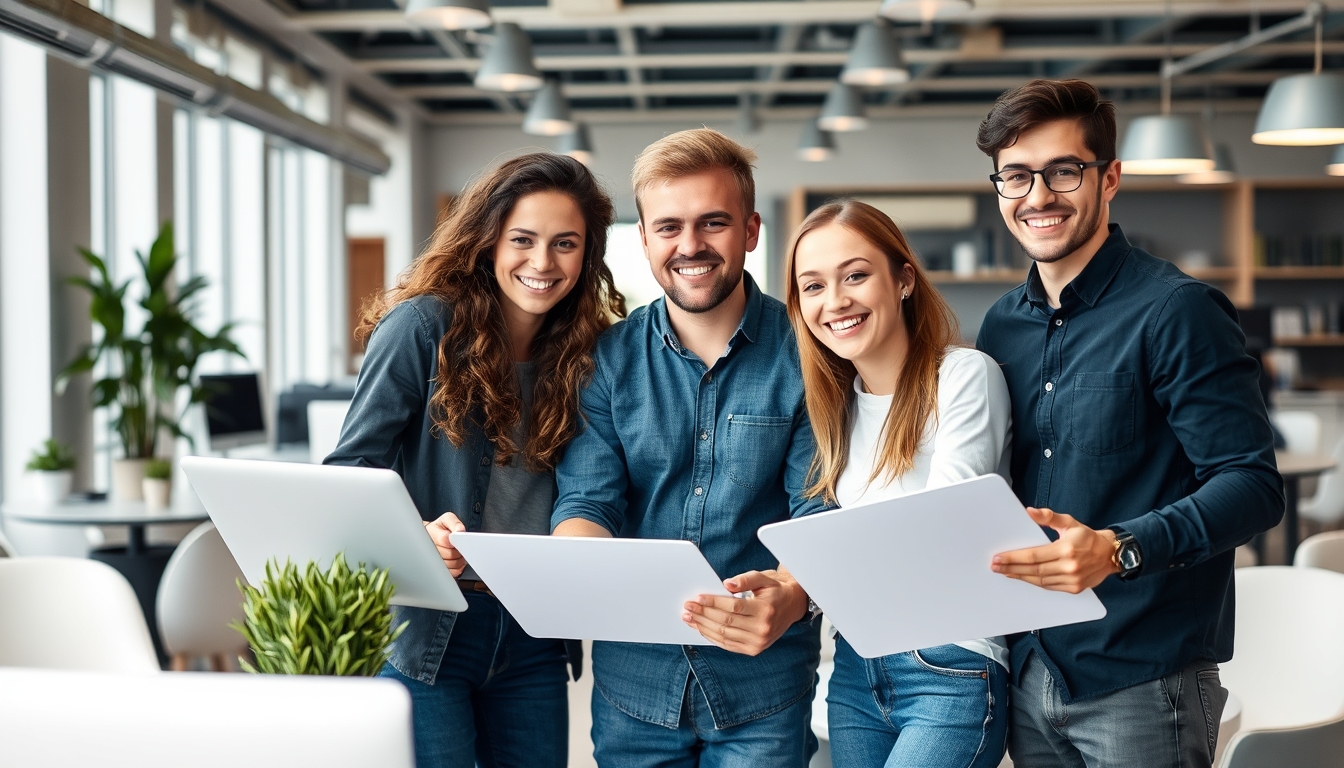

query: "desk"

left=1, top=500, right=210, bottom=663
left=1276, top=451, right=1337, bottom=564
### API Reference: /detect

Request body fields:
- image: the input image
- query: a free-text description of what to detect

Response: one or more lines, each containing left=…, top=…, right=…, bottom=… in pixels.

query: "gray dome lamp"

left=798, top=120, right=836, bottom=162
left=1328, top=145, right=1344, bottom=176
left=1119, top=113, right=1214, bottom=174
left=474, top=22, right=543, bottom=92
left=878, top=0, right=972, bottom=23
left=558, top=123, right=593, bottom=165
left=1252, top=17, right=1344, bottom=146
left=523, top=81, right=575, bottom=136
left=841, top=20, right=909, bottom=86
left=404, top=0, right=491, bottom=30
left=818, top=83, right=868, bottom=132
left=1177, top=143, right=1237, bottom=184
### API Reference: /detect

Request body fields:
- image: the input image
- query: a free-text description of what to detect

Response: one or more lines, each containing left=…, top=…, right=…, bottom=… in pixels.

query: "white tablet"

left=450, top=533, right=730, bottom=645
left=180, top=457, right=466, bottom=612
left=757, top=474, right=1106, bottom=659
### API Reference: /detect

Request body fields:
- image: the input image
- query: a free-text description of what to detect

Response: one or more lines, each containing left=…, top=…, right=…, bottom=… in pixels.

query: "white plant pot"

left=142, top=477, right=171, bottom=511
left=28, top=470, right=73, bottom=504
left=111, top=458, right=149, bottom=501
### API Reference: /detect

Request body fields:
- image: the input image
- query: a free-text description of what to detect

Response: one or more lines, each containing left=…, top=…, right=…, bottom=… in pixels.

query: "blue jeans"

left=379, top=591, right=569, bottom=768
left=592, top=674, right=818, bottom=768
left=827, top=636, right=1008, bottom=768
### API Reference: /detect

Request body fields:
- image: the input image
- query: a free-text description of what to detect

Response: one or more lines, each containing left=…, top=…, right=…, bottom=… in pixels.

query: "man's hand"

left=424, top=512, right=467, bottom=577
left=682, top=569, right=809, bottom=657
left=991, top=507, right=1120, bottom=593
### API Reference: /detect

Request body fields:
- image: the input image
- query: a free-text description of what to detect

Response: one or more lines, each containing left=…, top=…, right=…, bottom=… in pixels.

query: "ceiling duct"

left=0, top=0, right=390, bottom=175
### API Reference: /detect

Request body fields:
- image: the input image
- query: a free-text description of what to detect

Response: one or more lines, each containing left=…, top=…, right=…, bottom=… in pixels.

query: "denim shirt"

left=324, top=295, right=575, bottom=684
left=552, top=274, right=829, bottom=730
left=976, top=224, right=1283, bottom=702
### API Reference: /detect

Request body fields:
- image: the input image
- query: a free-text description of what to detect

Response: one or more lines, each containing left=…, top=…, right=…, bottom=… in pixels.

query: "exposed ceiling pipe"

left=0, top=0, right=390, bottom=175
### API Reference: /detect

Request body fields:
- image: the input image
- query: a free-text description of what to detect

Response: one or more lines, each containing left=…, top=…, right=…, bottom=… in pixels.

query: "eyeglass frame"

left=989, top=159, right=1114, bottom=199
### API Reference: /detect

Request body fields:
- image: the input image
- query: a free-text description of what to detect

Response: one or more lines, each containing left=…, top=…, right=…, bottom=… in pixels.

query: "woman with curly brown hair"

left=325, top=151, right=624, bottom=768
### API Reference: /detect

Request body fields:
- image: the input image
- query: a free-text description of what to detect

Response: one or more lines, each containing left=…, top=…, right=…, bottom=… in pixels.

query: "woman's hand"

left=424, top=512, right=468, bottom=577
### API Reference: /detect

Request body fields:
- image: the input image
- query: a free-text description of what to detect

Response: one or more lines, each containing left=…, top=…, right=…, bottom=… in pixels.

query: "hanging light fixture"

left=798, top=120, right=836, bottom=162
left=1252, top=15, right=1344, bottom=146
left=878, top=0, right=972, bottom=24
left=1118, top=0, right=1213, bottom=175
left=523, top=81, right=575, bottom=136
left=474, top=22, right=543, bottom=92
left=842, top=19, right=909, bottom=86
left=558, top=123, right=594, bottom=165
left=818, top=83, right=868, bottom=132
left=404, top=0, right=491, bottom=30
left=1328, top=145, right=1344, bottom=176
left=1177, top=144, right=1237, bottom=184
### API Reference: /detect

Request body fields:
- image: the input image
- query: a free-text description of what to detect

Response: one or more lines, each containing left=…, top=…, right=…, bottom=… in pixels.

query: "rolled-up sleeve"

left=551, top=353, right=630, bottom=535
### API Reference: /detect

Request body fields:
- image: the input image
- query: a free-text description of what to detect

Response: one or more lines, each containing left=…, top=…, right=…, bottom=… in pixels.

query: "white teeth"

left=827, top=316, right=865, bottom=331
left=518, top=276, right=557, bottom=290
left=675, top=265, right=713, bottom=277
left=1027, top=216, right=1065, bottom=228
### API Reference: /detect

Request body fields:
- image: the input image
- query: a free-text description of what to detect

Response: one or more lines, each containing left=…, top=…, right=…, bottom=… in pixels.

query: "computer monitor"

left=199, top=372, right=268, bottom=451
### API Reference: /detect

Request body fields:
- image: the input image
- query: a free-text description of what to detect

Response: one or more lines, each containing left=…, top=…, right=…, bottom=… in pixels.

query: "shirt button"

left=694, top=487, right=703, bottom=496
left=705, top=372, right=713, bottom=382
left=700, top=431, right=708, bottom=441
left=1055, top=318, right=1063, bottom=326
left=1044, top=448, right=1053, bottom=459
left=1045, top=382, right=1054, bottom=392
left=473, top=502, right=481, bottom=512
left=480, top=456, right=490, bottom=466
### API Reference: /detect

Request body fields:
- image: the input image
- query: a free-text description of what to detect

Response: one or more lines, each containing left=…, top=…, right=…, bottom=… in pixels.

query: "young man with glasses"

left=974, top=79, right=1283, bottom=767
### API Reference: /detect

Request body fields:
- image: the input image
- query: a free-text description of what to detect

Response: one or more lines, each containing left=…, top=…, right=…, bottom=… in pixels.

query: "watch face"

left=1119, top=543, right=1141, bottom=570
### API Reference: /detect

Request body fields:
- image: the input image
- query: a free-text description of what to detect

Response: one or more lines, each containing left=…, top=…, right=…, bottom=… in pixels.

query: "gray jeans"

left=1009, top=651, right=1228, bottom=768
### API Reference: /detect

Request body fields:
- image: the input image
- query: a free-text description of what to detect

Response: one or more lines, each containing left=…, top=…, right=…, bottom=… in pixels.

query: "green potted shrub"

left=233, top=554, right=407, bottom=676
left=25, top=439, right=76, bottom=504
left=142, top=458, right=172, bottom=511
left=58, top=222, right=243, bottom=500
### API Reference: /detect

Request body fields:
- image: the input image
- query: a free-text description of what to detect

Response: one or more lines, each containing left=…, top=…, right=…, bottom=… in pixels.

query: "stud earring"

left=902, top=292, right=910, bottom=300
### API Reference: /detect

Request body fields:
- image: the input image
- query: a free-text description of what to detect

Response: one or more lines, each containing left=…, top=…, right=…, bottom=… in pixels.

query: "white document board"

left=757, top=474, right=1106, bottom=659
left=181, top=457, right=467, bottom=613
left=451, top=533, right=730, bottom=645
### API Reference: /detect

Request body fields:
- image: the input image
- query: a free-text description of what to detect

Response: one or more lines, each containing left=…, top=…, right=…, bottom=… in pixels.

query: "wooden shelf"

left=1275, top=335, right=1344, bottom=348
left=1255, top=267, right=1344, bottom=280
left=927, top=269, right=1027, bottom=284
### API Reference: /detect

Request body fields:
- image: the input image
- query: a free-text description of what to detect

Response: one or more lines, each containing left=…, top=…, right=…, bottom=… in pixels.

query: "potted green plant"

left=233, top=554, right=407, bottom=676
left=142, top=458, right=172, bottom=511
left=59, top=222, right=243, bottom=500
left=25, top=439, right=76, bottom=504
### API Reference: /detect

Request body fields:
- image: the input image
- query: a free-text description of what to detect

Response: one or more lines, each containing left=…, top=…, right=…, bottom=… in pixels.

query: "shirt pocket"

left=1068, top=371, right=1136, bottom=456
left=724, top=414, right=793, bottom=491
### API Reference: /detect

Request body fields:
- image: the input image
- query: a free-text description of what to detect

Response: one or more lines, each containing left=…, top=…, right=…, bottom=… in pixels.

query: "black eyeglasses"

left=990, top=160, right=1112, bottom=199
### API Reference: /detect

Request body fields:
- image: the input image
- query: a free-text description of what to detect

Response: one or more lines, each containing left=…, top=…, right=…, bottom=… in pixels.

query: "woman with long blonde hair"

left=326, top=152, right=624, bottom=768
left=785, top=200, right=1011, bottom=768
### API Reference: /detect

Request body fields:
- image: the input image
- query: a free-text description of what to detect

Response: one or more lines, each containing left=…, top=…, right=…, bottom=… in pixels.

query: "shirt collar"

left=1022, top=223, right=1131, bottom=311
left=653, top=270, right=763, bottom=351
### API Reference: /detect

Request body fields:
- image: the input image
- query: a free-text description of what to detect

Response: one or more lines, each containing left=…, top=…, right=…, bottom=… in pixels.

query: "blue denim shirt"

left=976, top=225, right=1282, bottom=702
left=552, top=273, right=829, bottom=730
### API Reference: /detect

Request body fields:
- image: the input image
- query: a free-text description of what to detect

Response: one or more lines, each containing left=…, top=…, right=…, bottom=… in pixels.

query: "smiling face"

left=638, top=168, right=760, bottom=314
left=995, top=118, right=1120, bottom=265
left=793, top=221, right=915, bottom=373
left=492, top=190, right=587, bottom=323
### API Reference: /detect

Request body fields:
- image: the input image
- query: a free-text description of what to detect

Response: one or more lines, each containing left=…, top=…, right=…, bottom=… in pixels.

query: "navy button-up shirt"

left=977, top=224, right=1282, bottom=702
left=553, top=273, right=827, bottom=729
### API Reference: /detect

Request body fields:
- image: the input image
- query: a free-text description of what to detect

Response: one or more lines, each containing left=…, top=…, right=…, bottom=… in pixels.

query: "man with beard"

left=552, top=128, right=826, bottom=767
left=974, top=79, right=1283, bottom=767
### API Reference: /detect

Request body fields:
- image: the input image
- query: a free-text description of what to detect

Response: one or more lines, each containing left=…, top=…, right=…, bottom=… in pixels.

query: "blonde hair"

left=785, top=200, right=961, bottom=504
left=631, top=128, right=757, bottom=221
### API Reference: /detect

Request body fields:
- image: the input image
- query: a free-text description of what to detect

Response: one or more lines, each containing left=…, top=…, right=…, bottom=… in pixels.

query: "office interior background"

left=2, top=0, right=1344, bottom=765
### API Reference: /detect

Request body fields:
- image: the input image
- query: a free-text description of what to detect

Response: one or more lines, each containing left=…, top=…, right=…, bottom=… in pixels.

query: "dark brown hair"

left=357, top=152, right=626, bottom=471
left=785, top=200, right=961, bottom=504
left=976, top=79, right=1117, bottom=166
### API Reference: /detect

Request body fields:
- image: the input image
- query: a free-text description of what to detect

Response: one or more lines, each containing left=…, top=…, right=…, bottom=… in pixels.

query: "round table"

left=1, top=499, right=210, bottom=663
left=1274, top=451, right=1337, bottom=564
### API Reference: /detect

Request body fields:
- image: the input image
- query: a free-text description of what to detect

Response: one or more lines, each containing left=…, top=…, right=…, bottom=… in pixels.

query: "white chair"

left=1221, top=566, right=1344, bottom=733
left=1295, top=530, right=1344, bottom=574
left=1221, top=712, right=1344, bottom=768
left=156, top=522, right=248, bottom=671
left=0, top=667, right=415, bottom=768
left=308, top=399, right=352, bottom=464
left=1271, top=410, right=1322, bottom=454
left=0, top=557, right=159, bottom=673
left=1301, top=435, right=1344, bottom=526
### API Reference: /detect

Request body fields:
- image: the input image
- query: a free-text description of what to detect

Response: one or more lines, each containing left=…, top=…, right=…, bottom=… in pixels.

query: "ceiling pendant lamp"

left=558, top=123, right=593, bottom=165
left=841, top=19, right=909, bottom=86
left=1119, top=5, right=1213, bottom=177
left=1252, top=17, right=1344, bottom=146
left=474, top=22, right=543, bottom=92
left=1328, top=145, right=1344, bottom=176
left=404, top=0, right=491, bottom=30
left=523, top=81, right=575, bottom=136
left=818, top=83, right=868, bottom=132
left=1177, top=144, right=1237, bottom=184
left=878, top=0, right=972, bottom=23
left=798, top=120, right=836, bottom=162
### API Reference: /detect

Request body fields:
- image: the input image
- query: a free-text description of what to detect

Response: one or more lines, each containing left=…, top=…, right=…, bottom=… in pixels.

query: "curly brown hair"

left=357, top=152, right=625, bottom=471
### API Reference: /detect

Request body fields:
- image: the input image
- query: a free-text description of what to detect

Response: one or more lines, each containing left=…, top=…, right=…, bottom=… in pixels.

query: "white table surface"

left=1, top=498, right=209, bottom=526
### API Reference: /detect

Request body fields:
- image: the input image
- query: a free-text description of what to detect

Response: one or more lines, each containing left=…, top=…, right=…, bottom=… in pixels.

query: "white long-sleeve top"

left=835, top=346, right=1012, bottom=667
